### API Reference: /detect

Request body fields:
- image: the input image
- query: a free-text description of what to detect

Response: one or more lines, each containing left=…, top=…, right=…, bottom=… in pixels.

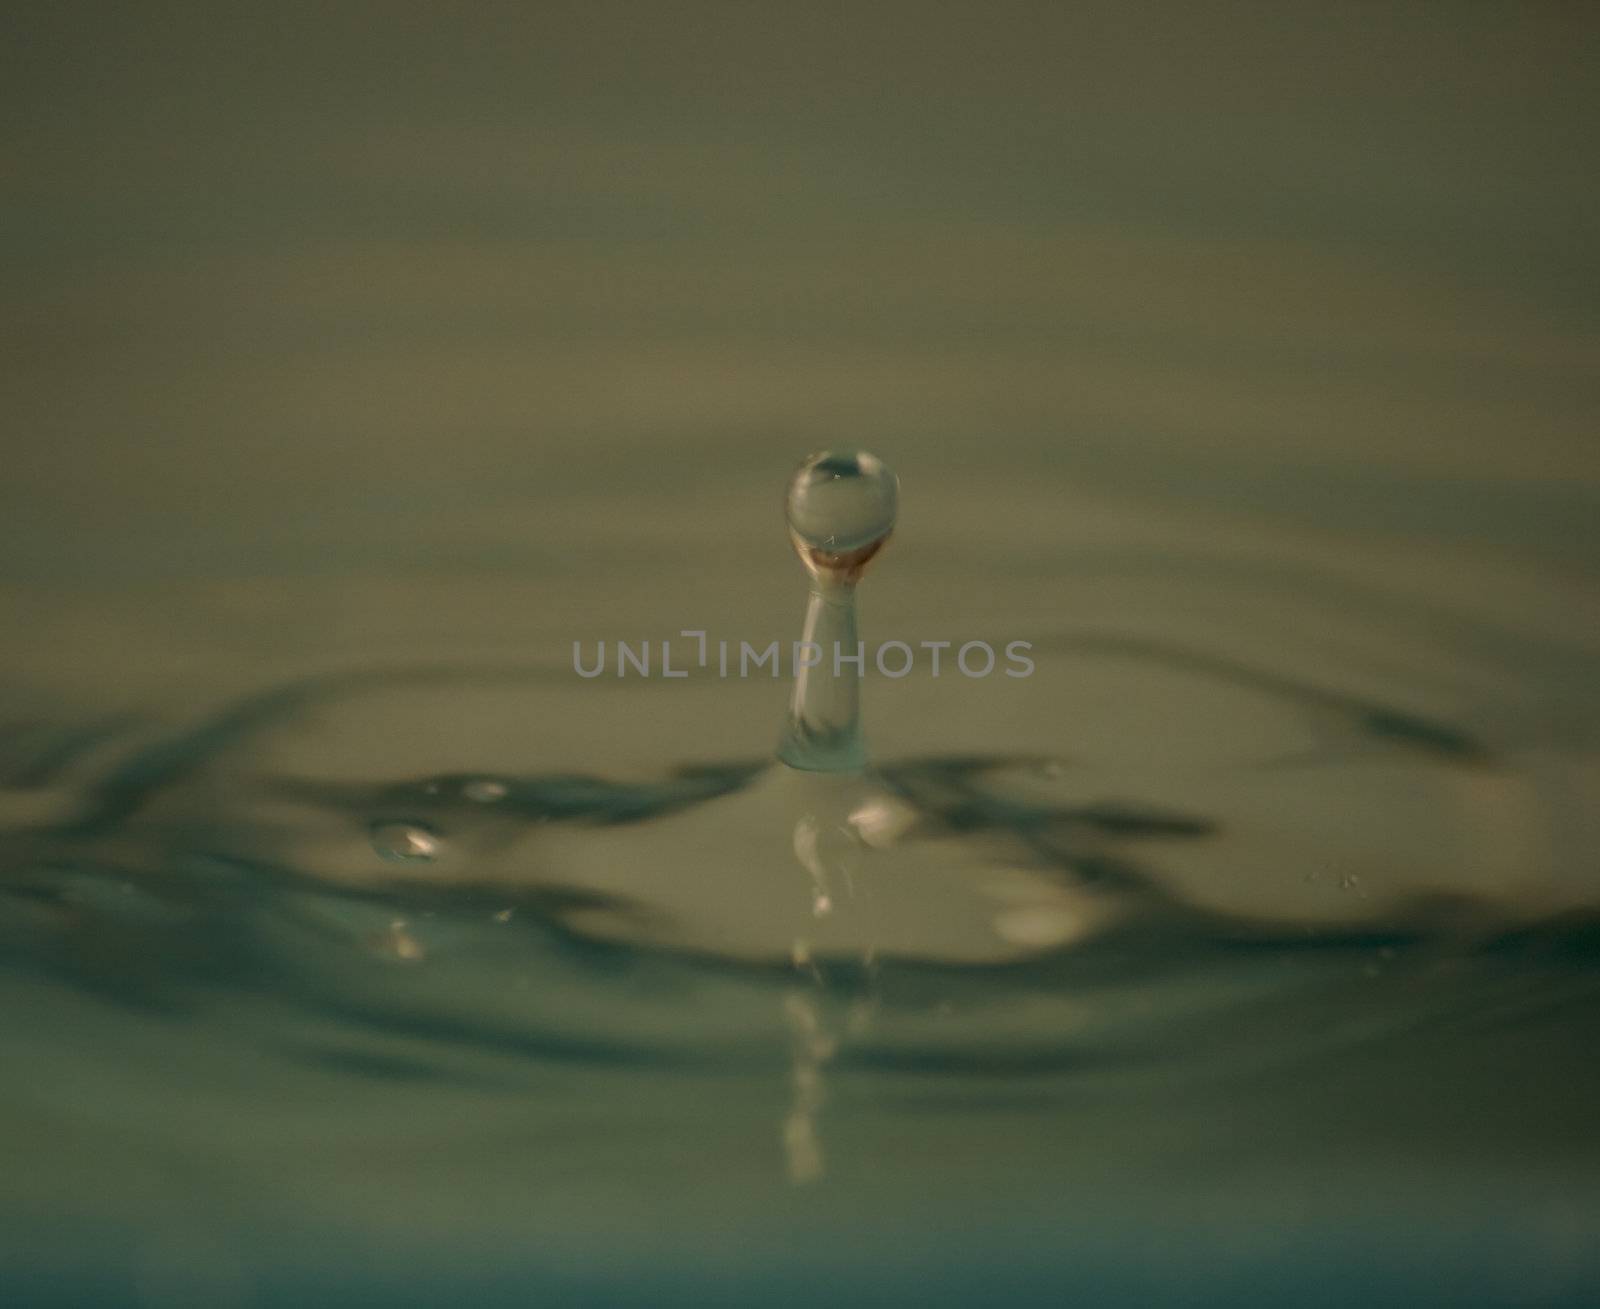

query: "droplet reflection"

left=370, top=821, right=441, bottom=864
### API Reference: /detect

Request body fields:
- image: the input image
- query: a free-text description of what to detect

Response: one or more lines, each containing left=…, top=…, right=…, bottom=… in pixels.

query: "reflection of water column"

left=782, top=806, right=850, bottom=1185
left=780, top=985, right=879, bottom=1185
left=781, top=990, right=837, bottom=1185
left=781, top=799, right=890, bottom=1184
left=792, top=808, right=854, bottom=923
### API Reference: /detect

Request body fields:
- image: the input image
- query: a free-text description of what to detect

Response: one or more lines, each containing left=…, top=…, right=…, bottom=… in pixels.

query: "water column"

left=777, top=450, right=900, bottom=773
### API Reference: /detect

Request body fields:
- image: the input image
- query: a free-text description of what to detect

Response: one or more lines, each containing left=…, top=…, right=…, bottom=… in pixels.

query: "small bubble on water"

left=462, top=778, right=508, bottom=803
left=370, top=821, right=441, bottom=863
left=369, top=918, right=426, bottom=962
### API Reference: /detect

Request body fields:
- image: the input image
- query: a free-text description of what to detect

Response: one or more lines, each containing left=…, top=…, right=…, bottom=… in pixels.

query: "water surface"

left=3, top=4, right=1598, bottom=1304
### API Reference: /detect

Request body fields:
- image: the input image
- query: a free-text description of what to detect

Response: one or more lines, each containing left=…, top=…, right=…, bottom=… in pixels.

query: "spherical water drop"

left=370, top=821, right=441, bottom=863
left=785, top=449, right=898, bottom=576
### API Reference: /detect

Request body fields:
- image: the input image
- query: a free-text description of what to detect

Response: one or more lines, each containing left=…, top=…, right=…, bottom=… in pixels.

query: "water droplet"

left=370, top=821, right=441, bottom=863
left=785, top=449, right=899, bottom=575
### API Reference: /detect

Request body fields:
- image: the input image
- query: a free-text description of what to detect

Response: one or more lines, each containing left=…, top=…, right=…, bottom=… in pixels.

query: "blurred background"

left=4, top=2, right=1596, bottom=705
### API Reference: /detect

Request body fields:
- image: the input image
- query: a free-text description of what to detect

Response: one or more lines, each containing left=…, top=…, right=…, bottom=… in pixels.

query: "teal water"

left=3, top=4, right=1599, bottom=1304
